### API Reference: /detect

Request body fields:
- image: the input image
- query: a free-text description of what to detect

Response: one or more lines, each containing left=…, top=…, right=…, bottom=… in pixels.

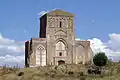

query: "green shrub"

left=93, top=52, right=108, bottom=67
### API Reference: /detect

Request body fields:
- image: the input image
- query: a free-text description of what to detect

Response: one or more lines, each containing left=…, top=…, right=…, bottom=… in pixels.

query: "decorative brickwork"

left=25, top=9, right=93, bottom=67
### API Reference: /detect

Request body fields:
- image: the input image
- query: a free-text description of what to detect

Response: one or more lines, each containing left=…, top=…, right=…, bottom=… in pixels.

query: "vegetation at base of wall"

left=0, top=62, right=120, bottom=80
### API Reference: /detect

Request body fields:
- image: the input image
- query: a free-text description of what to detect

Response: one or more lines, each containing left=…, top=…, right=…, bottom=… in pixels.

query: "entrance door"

left=58, top=60, right=65, bottom=65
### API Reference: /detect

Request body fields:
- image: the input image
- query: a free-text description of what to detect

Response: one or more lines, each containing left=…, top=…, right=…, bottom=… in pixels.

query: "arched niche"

left=56, top=41, right=66, bottom=50
left=76, top=44, right=85, bottom=64
left=36, top=44, right=46, bottom=66
left=55, top=39, right=67, bottom=57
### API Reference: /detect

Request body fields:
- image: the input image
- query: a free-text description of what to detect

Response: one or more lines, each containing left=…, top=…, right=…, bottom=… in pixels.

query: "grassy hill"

left=0, top=62, right=120, bottom=80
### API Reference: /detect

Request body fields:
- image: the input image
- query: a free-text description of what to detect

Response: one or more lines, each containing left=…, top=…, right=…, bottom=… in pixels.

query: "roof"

left=46, top=9, right=74, bottom=16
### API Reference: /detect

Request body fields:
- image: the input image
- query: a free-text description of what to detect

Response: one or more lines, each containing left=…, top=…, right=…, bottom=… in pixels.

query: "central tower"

left=39, top=10, right=76, bottom=65
left=25, top=9, right=93, bottom=67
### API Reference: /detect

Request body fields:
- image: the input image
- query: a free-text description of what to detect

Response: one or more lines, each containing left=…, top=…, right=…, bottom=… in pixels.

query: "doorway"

left=58, top=60, right=65, bottom=65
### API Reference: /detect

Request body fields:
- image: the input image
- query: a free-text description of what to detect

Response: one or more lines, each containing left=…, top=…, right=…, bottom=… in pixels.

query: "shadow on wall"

left=58, top=60, right=65, bottom=65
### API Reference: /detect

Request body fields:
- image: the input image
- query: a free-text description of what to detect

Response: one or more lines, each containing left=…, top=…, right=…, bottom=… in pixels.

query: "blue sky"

left=0, top=0, right=120, bottom=67
left=0, top=0, right=120, bottom=41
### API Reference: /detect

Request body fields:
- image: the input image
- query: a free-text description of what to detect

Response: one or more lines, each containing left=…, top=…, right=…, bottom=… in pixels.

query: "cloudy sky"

left=0, top=0, right=120, bottom=67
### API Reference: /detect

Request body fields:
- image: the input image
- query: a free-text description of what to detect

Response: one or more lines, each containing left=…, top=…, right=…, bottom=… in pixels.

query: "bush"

left=68, top=71, right=74, bottom=75
left=17, top=72, right=24, bottom=76
left=55, top=64, right=67, bottom=73
left=93, top=52, right=108, bottom=67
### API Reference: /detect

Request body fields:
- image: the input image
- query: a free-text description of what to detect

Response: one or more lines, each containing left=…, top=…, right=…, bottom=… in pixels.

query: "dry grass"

left=0, top=62, right=120, bottom=80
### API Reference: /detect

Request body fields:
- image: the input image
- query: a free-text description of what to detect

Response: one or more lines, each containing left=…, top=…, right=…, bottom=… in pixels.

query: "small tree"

left=93, top=52, right=108, bottom=76
left=93, top=52, right=108, bottom=67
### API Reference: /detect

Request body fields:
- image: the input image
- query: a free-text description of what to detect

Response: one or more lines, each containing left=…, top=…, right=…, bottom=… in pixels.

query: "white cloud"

left=107, top=33, right=120, bottom=51
left=87, top=33, right=120, bottom=61
left=38, top=11, right=48, bottom=16
left=0, top=55, right=24, bottom=67
left=0, top=33, right=24, bottom=67
left=38, top=9, right=59, bottom=17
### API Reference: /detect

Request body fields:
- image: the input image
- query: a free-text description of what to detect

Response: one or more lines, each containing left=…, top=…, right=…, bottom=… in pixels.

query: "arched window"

left=36, top=45, right=46, bottom=66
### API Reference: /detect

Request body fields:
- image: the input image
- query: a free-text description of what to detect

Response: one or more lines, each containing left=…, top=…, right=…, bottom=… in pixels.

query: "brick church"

left=25, top=9, right=93, bottom=67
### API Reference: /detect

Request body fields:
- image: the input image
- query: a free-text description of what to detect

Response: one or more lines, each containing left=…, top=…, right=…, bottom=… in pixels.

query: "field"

left=0, top=62, right=120, bottom=80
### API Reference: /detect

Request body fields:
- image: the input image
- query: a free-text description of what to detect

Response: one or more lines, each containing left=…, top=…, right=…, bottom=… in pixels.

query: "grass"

left=0, top=62, right=120, bottom=80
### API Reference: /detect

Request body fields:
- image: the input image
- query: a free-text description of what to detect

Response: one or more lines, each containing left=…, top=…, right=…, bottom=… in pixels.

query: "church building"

left=25, top=9, right=93, bottom=67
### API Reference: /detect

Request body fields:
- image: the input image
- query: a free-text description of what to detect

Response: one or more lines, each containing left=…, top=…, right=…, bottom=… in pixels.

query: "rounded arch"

left=58, top=60, right=65, bottom=65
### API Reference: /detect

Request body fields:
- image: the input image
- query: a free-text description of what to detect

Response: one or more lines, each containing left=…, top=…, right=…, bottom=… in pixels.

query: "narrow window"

left=60, top=21, right=62, bottom=28
left=59, top=52, right=62, bottom=56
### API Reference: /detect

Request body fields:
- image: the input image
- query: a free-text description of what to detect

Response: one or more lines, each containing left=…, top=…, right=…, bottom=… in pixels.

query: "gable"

left=47, top=9, right=74, bottom=16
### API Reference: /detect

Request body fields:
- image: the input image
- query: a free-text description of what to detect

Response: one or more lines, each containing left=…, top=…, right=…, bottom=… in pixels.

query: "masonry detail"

left=25, top=10, right=93, bottom=67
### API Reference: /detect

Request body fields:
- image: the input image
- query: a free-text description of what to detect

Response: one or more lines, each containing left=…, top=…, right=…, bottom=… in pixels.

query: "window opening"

left=59, top=52, right=62, bottom=56
left=60, top=21, right=62, bottom=28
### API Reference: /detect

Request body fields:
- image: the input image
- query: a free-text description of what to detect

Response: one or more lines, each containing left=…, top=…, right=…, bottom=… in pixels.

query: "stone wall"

left=25, top=10, right=93, bottom=67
